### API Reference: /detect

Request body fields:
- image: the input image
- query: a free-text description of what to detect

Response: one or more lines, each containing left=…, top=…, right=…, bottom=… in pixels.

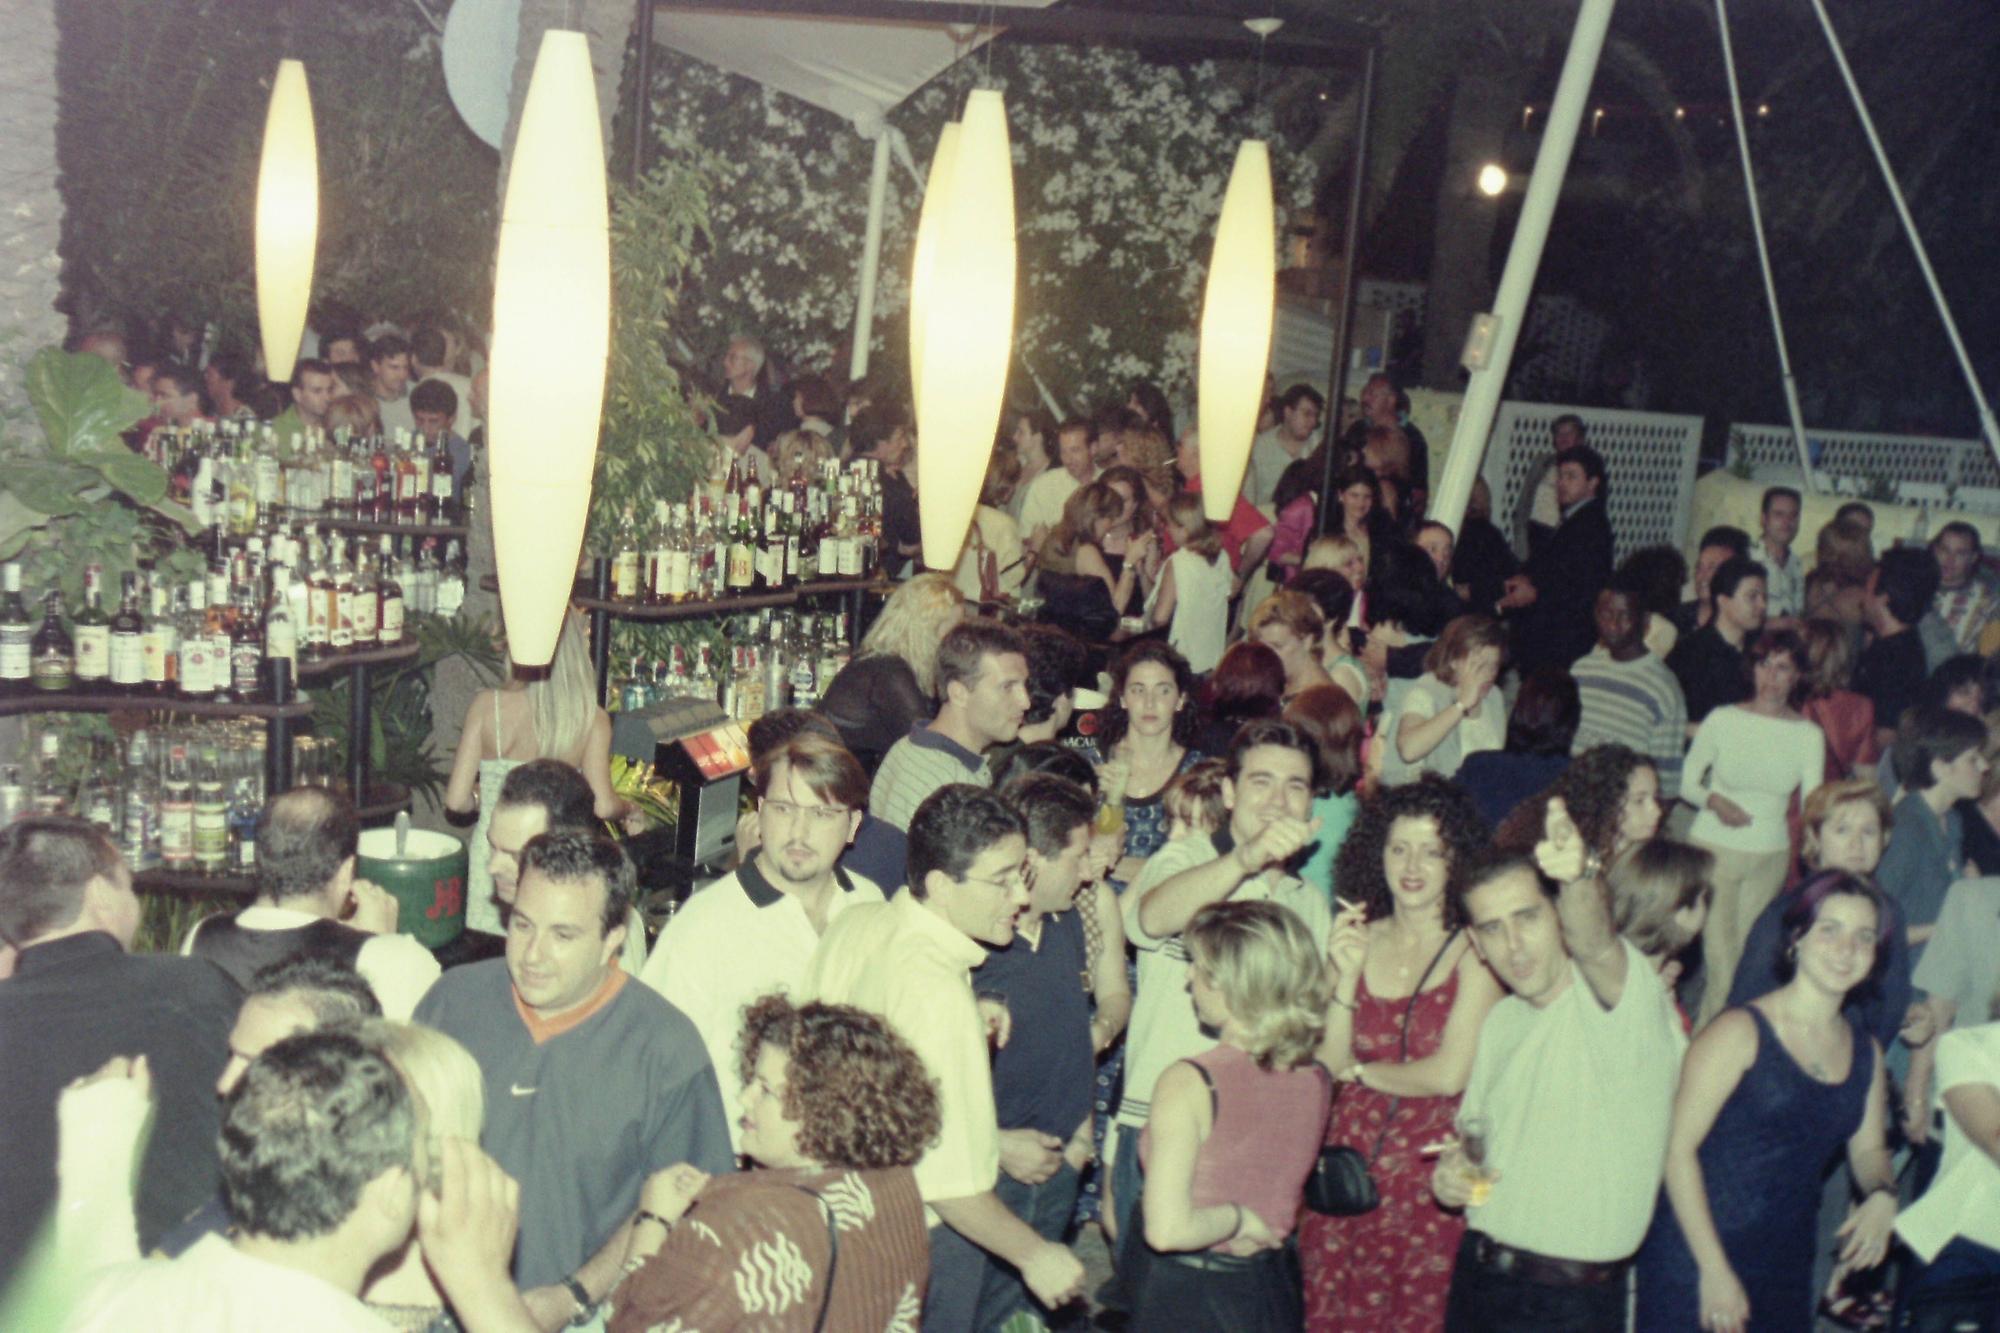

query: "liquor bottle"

left=301, top=538, right=331, bottom=661
left=354, top=437, right=379, bottom=525
left=228, top=429, right=258, bottom=536
left=370, top=434, right=393, bottom=523
left=410, top=539, right=436, bottom=616
left=662, top=503, right=693, bottom=603
left=230, top=588, right=264, bottom=700
left=690, top=641, right=718, bottom=704
left=690, top=499, right=715, bottom=602
left=79, top=740, right=118, bottom=835
left=254, top=432, right=283, bottom=524
left=410, top=434, right=433, bottom=525
left=179, top=580, right=217, bottom=698
left=229, top=756, right=260, bottom=873
left=120, top=730, right=158, bottom=870
left=790, top=614, right=820, bottom=709
left=0, top=561, right=32, bottom=693
left=266, top=566, right=299, bottom=674
left=611, top=505, right=642, bottom=601
left=763, top=619, right=790, bottom=714
left=430, top=431, right=456, bottom=525
left=205, top=572, right=235, bottom=698
left=142, top=577, right=178, bottom=695
left=329, top=434, right=355, bottom=520
left=645, top=501, right=672, bottom=604
left=329, top=541, right=355, bottom=652
left=783, top=491, right=804, bottom=586
left=350, top=545, right=379, bottom=649
left=376, top=537, right=404, bottom=646
left=436, top=540, right=466, bottom=617
left=31, top=731, right=67, bottom=815
left=158, top=736, right=194, bottom=869
left=725, top=495, right=756, bottom=592
left=192, top=744, right=228, bottom=873
left=31, top=591, right=75, bottom=692
left=72, top=565, right=111, bottom=686
left=763, top=490, right=788, bottom=591
left=108, top=571, right=146, bottom=693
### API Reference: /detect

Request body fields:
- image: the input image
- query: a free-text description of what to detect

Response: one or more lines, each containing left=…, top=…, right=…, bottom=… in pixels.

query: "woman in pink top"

left=1136, top=900, right=1334, bottom=1331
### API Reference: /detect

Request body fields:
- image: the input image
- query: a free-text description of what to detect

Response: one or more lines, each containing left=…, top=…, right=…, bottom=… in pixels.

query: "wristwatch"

left=562, top=1276, right=594, bottom=1327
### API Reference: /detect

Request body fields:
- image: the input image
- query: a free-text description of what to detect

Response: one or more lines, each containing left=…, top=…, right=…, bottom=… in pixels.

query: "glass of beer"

left=1457, top=1112, right=1496, bottom=1206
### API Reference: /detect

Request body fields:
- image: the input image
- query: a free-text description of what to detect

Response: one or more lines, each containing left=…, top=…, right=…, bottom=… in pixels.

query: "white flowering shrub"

left=646, top=44, right=1319, bottom=411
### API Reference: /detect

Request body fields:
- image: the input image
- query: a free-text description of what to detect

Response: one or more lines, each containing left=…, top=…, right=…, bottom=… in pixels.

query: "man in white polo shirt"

left=803, top=784, right=1085, bottom=1331
left=1433, top=800, right=1685, bottom=1331
left=640, top=732, right=884, bottom=1145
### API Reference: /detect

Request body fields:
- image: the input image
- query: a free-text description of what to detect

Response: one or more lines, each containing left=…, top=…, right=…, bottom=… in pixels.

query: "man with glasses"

left=804, top=784, right=1086, bottom=1330
left=639, top=733, right=885, bottom=1146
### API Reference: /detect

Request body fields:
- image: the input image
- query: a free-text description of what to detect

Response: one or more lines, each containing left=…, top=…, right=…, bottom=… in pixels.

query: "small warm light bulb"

left=1476, top=163, right=1509, bottom=197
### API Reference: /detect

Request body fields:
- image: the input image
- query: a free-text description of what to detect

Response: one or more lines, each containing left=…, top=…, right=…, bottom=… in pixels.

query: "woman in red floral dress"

left=1304, top=776, right=1502, bottom=1330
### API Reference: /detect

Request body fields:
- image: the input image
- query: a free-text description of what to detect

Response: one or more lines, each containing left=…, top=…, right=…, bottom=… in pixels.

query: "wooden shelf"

left=0, top=687, right=313, bottom=721
left=477, top=576, right=894, bottom=621
left=295, top=640, right=423, bottom=679
left=315, top=518, right=469, bottom=539
left=134, top=867, right=257, bottom=898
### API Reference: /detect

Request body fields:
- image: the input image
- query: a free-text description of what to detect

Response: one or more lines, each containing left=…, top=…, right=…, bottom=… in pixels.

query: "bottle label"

left=141, top=627, right=173, bottom=683
left=211, top=633, right=233, bottom=684
left=351, top=590, right=378, bottom=642
left=193, top=798, right=228, bottom=867
left=306, top=589, right=329, bottom=646
left=75, top=626, right=110, bottom=680
left=663, top=551, right=691, bottom=600
left=269, top=616, right=298, bottom=664
left=612, top=552, right=640, bottom=600
left=432, top=471, right=453, bottom=504
left=159, top=801, right=194, bottom=865
left=331, top=590, right=354, bottom=649
left=232, top=643, right=262, bottom=695
left=437, top=574, right=465, bottom=617
left=380, top=595, right=404, bottom=644
left=0, top=626, right=29, bottom=680
left=726, top=542, right=756, bottom=589
left=109, top=631, right=144, bottom=685
left=181, top=641, right=214, bottom=693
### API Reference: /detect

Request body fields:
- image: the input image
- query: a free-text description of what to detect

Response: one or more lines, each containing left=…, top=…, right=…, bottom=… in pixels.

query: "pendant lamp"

left=912, top=89, right=1014, bottom=571
left=254, top=60, right=318, bottom=384
left=1197, top=139, right=1276, bottom=522
left=486, top=30, right=611, bottom=668
left=907, top=119, right=961, bottom=419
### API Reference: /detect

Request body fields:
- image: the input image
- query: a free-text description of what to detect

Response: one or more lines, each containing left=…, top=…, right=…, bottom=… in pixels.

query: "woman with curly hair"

left=1301, top=776, right=1503, bottom=1331
left=609, top=996, right=941, bottom=1333
left=1133, top=901, right=1335, bottom=1330
left=1493, top=743, right=1664, bottom=867
left=1035, top=481, right=1143, bottom=642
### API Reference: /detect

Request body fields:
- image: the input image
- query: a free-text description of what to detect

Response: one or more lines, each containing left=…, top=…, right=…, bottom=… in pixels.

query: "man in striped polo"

left=1570, top=574, right=1687, bottom=801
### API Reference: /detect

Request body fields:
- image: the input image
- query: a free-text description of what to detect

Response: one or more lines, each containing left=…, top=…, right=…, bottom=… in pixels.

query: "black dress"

left=817, top=653, right=932, bottom=770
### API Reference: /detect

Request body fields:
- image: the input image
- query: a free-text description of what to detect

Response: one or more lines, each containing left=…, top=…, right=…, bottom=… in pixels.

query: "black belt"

left=1160, top=1246, right=1290, bottom=1273
left=1467, top=1233, right=1630, bottom=1288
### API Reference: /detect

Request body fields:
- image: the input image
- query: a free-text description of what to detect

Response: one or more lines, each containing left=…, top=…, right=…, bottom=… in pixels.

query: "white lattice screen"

left=1732, top=424, right=2000, bottom=491
left=1480, top=403, right=1703, bottom=563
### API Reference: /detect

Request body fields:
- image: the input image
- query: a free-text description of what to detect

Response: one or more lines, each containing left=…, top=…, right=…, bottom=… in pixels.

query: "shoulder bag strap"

left=1363, top=930, right=1460, bottom=1165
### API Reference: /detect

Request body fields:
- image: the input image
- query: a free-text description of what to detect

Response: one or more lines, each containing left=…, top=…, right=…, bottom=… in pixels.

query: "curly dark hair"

left=1493, top=744, right=1652, bottom=861
left=737, top=995, right=942, bottom=1170
left=1100, top=640, right=1198, bottom=747
left=1332, top=776, right=1489, bottom=930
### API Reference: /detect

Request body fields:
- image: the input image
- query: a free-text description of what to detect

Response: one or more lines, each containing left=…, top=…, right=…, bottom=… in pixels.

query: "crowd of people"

left=7, top=331, right=2000, bottom=1333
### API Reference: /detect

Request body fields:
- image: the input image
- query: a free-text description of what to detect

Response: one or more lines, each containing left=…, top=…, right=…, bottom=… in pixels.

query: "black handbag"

left=1303, top=932, right=1456, bottom=1216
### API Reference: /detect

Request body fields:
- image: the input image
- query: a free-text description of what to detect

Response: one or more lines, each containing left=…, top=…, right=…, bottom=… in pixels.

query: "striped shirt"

left=868, top=724, right=989, bottom=831
left=1570, top=647, right=1688, bottom=798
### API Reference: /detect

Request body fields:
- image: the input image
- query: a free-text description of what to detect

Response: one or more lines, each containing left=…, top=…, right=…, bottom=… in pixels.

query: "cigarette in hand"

left=1417, top=1138, right=1458, bottom=1158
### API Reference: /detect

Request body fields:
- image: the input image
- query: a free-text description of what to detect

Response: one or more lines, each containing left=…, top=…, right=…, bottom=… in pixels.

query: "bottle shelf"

left=314, top=518, right=469, bottom=539
left=478, top=574, right=893, bottom=620
left=294, top=640, right=423, bottom=679
left=0, top=687, right=313, bottom=721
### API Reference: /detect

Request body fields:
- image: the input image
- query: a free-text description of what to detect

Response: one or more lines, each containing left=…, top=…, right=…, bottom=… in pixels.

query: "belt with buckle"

left=1470, top=1234, right=1629, bottom=1287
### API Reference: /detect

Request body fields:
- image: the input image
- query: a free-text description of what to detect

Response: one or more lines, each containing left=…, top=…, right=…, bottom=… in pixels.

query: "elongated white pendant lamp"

left=254, top=60, right=318, bottom=383
left=487, top=29, right=611, bottom=667
left=908, top=119, right=961, bottom=419
left=1197, top=139, right=1276, bottom=521
left=912, top=89, right=1014, bottom=571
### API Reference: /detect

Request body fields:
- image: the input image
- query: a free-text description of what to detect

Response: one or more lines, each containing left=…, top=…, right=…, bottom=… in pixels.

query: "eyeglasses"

left=961, top=870, right=1028, bottom=895
left=760, top=798, right=851, bottom=827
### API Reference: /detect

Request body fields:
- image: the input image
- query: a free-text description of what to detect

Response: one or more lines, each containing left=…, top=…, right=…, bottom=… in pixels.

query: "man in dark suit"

left=1499, top=444, right=1615, bottom=673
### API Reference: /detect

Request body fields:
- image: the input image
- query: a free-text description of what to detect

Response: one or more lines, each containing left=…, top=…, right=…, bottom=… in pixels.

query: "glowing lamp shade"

left=912, top=89, right=1014, bottom=571
left=907, top=119, right=960, bottom=418
left=254, top=60, right=318, bottom=384
left=486, top=30, right=611, bottom=668
left=1197, top=140, right=1276, bottom=522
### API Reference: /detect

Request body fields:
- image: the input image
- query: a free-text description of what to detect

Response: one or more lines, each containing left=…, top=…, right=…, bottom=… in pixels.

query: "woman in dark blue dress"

left=1636, top=872, right=1899, bottom=1332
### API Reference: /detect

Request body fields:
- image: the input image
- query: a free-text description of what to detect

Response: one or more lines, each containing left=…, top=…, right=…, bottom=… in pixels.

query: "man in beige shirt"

left=803, top=784, right=1086, bottom=1330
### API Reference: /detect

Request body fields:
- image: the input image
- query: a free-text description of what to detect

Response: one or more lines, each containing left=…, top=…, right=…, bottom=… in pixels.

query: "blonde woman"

left=446, top=607, right=629, bottom=936
left=1036, top=481, right=1146, bottom=641
left=1303, top=535, right=1369, bottom=631
left=817, top=572, right=965, bottom=766
left=1247, top=591, right=1333, bottom=701
left=1142, top=494, right=1232, bottom=673
left=359, top=1021, right=491, bottom=1325
left=1610, top=838, right=1716, bottom=1001
left=768, top=428, right=832, bottom=490
left=1135, top=900, right=1333, bottom=1331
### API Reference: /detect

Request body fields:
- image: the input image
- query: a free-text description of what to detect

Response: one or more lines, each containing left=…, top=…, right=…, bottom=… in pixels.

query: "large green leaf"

left=3, top=460, right=98, bottom=519
left=79, top=450, right=171, bottom=505
left=25, top=348, right=149, bottom=459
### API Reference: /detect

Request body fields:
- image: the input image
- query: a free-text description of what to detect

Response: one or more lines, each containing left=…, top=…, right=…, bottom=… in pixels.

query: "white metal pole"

left=1805, top=0, right=2000, bottom=464
left=1715, top=0, right=1814, bottom=488
left=848, top=127, right=894, bottom=383
left=1428, top=0, right=1617, bottom=537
